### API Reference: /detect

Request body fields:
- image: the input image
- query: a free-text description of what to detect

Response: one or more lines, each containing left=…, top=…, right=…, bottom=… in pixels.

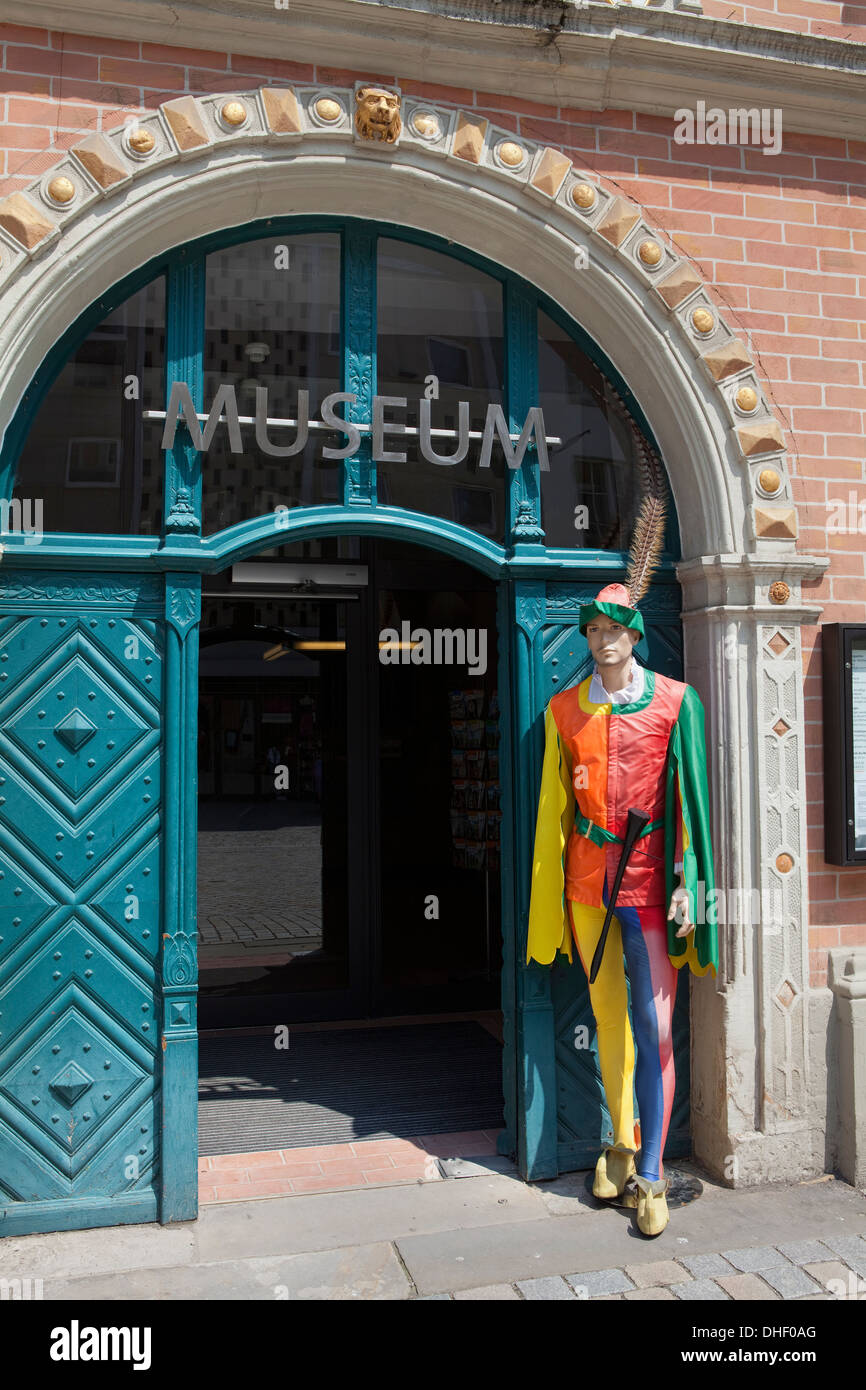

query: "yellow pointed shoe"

left=592, top=1147, right=636, bottom=1200
left=628, top=1174, right=670, bottom=1236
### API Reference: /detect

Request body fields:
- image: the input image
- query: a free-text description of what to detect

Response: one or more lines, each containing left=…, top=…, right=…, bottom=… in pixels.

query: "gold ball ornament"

left=691, top=307, right=715, bottom=334
left=638, top=239, right=662, bottom=267
left=735, top=385, right=759, bottom=412
left=315, top=97, right=343, bottom=123
left=571, top=182, right=596, bottom=210
left=221, top=101, right=247, bottom=127
left=775, top=852, right=794, bottom=873
left=498, top=140, right=525, bottom=168
left=47, top=175, right=75, bottom=205
left=128, top=128, right=156, bottom=154
left=759, top=468, right=782, bottom=495
left=411, top=111, right=440, bottom=138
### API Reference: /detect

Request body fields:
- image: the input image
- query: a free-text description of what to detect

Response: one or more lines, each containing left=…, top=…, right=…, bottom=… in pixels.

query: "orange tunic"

left=550, top=670, right=686, bottom=908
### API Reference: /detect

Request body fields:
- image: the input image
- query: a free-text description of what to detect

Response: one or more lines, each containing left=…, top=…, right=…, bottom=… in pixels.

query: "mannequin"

left=526, top=583, right=717, bottom=1236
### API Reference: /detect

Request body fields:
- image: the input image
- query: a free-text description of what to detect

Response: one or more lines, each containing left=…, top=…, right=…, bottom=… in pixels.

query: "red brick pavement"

left=198, top=1130, right=503, bottom=1203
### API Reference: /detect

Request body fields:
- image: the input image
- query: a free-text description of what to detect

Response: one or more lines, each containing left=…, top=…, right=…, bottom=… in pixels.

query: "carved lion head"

left=355, top=86, right=402, bottom=144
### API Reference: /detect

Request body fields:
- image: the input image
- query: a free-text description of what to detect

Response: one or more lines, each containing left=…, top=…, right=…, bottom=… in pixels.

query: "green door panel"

left=0, top=574, right=164, bottom=1235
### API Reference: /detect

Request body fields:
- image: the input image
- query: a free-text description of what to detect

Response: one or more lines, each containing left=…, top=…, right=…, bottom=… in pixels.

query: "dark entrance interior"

left=196, top=538, right=504, bottom=1153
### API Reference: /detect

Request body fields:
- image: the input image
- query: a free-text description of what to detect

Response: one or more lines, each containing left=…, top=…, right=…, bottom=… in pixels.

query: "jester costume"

left=527, top=585, right=717, bottom=1231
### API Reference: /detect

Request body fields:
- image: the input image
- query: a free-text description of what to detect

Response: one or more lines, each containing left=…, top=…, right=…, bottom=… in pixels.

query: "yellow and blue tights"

left=567, top=891, right=678, bottom=1182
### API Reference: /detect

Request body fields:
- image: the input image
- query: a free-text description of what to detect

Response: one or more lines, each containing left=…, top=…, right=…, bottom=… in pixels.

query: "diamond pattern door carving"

left=0, top=578, right=163, bottom=1232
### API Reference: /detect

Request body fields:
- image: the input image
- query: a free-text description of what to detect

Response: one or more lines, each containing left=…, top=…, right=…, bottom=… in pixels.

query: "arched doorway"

left=0, top=215, right=688, bottom=1234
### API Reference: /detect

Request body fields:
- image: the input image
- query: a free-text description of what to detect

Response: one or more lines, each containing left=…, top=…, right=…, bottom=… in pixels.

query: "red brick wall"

left=1, top=25, right=864, bottom=984
left=703, top=0, right=866, bottom=42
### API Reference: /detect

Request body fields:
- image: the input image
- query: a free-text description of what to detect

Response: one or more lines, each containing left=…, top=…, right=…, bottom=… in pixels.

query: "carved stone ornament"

left=769, top=581, right=791, bottom=604
left=355, top=86, right=402, bottom=144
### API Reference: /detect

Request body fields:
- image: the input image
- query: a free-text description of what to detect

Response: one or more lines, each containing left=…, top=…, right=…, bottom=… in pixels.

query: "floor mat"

left=198, top=1020, right=504, bottom=1156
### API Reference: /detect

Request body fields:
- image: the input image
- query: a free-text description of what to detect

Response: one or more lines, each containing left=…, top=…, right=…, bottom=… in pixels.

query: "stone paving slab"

left=623, top=1286, right=676, bottom=1299
left=721, top=1245, right=796, bottom=1273
left=678, top=1252, right=736, bottom=1278
left=565, top=1267, right=635, bottom=1296
left=516, top=1276, right=578, bottom=1300
left=758, top=1264, right=826, bottom=1298
left=715, top=1273, right=780, bottom=1300
left=41, top=1243, right=410, bottom=1301
left=819, top=1235, right=866, bottom=1278
left=452, top=1283, right=521, bottom=1300
left=196, top=1170, right=546, bottom=1264
left=624, top=1259, right=691, bottom=1288
left=0, top=1222, right=197, bottom=1283
left=777, top=1238, right=838, bottom=1265
left=535, top=1174, right=600, bottom=1218
left=803, top=1260, right=861, bottom=1294
left=672, top=1278, right=730, bottom=1300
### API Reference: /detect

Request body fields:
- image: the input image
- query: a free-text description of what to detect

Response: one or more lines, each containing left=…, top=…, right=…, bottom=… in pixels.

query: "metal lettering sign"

left=147, top=383, right=559, bottom=470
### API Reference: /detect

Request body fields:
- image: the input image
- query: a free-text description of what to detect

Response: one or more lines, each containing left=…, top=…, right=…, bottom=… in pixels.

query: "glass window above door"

left=12, top=279, right=165, bottom=534
left=376, top=238, right=507, bottom=541
left=201, top=233, right=341, bottom=532
left=538, top=309, right=647, bottom=551
left=7, top=222, right=671, bottom=559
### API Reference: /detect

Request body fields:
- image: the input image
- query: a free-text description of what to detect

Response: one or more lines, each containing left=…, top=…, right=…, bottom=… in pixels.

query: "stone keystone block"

left=261, top=87, right=302, bottom=136
left=530, top=147, right=572, bottom=199
left=701, top=338, right=753, bottom=381
left=0, top=193, right=55, bottom=249
left=737, top=420, right=786, bottom=457
left=161, top=97, right=211, bottom=153
left=754, top=505, right=797, bottom=540
left=451, top=113, right=487, bottom=164
left=655, top=262, right=702, bottom=309
left=596, top=197, right=640, bottom=248
left=72, top=134, right=130, bottom=191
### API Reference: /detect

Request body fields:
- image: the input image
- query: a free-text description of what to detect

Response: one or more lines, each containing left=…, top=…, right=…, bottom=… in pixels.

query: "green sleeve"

left=665, top=684, right=718, bottom=977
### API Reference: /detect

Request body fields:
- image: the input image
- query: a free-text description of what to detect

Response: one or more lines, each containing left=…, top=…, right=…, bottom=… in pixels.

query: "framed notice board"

left=823, top=624, right=866, bottom=865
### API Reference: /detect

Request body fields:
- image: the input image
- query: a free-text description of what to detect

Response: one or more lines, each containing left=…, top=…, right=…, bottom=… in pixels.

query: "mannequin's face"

left=586, top=616, right=639, bottom=668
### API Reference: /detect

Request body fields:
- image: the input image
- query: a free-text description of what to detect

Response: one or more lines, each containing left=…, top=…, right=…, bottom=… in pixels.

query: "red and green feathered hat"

left=578, top=582, right=645, bottom=639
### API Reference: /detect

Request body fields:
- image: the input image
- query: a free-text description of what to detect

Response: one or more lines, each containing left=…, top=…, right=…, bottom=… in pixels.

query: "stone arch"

left=0, top=82, right=831, bottom=1188
left=0, top=82, right=797, bottom=561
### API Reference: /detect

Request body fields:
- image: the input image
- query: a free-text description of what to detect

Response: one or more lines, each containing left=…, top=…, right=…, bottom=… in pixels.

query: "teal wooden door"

left=0, top=573, right=165, bottom=1236
left=514, top=575, right=689, bottom=1179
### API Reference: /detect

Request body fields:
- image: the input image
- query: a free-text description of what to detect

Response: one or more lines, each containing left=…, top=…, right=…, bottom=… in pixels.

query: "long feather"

left=583, top=379, right=668, bottom=607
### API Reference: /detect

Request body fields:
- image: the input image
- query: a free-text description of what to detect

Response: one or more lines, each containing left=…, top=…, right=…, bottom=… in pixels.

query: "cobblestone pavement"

left=197, top=810, right=323, bottom=956
left=446, top=1235, right=866, bottom=1302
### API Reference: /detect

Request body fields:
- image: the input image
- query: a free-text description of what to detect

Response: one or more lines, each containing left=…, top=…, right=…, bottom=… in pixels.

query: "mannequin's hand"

left=667, top=886, right=694, bottom=937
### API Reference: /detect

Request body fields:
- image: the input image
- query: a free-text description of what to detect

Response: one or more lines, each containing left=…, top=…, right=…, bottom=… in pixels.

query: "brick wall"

left=702, top=0, right=866, bottom=42
left=1, top=24, right=864, bottom=984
